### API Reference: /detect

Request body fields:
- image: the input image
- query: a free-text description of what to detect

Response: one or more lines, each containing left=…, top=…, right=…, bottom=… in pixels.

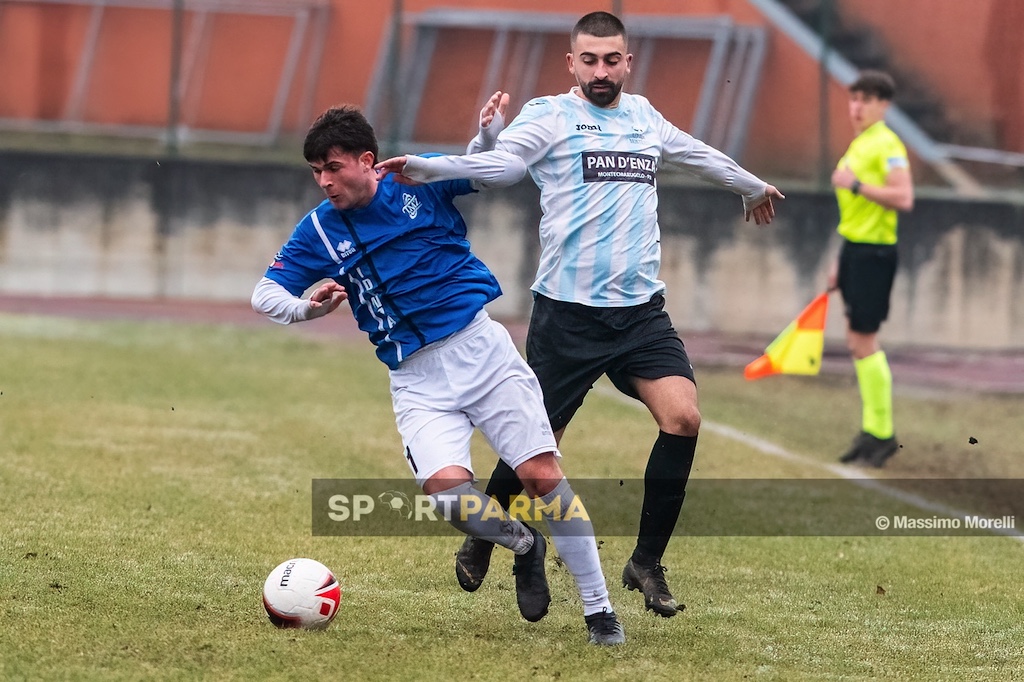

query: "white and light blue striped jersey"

left=485, top=90, right=767, bottom=306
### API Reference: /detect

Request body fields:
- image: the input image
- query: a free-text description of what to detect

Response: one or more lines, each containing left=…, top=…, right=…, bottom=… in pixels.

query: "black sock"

left=633, top=431, right=697, bottom=565
left=482, top=458, right=524, bottom=511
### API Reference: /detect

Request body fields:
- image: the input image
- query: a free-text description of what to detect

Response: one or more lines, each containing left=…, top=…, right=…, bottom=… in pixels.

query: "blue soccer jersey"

left=263, top=174, right=502, bottom=369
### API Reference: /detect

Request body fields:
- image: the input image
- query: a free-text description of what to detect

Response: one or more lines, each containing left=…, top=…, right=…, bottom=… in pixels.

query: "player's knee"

left=659, top=405, right=700, bottom=437
left=421, top=466, right=473, bottom=495
left=514, top=452, right=563, bottom=497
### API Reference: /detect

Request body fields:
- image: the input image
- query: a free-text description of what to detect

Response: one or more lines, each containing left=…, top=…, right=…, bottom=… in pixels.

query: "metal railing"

left=365, top=9, right=769, bottom=163
left=0, top=0, right=330, bottom=148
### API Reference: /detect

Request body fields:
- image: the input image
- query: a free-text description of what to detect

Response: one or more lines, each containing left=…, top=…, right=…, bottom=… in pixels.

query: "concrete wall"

left=2, top=150, right=1023, bottom=350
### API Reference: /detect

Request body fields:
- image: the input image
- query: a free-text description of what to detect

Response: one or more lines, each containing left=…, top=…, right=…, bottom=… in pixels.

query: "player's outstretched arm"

left=252, top=277, right=347, bottom=325
left=664, top=133, right=783, bottom=225
left=375, top=151, right=526, bottom=189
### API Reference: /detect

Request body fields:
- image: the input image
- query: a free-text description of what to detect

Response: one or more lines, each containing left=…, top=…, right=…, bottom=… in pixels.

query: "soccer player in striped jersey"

left=383, top=11, right=783, bottom=618
left=253, top=105, right=625, bottom=645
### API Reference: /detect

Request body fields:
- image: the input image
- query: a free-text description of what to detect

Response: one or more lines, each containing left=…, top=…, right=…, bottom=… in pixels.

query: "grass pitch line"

left=595, top=386, right=1024, bottom=543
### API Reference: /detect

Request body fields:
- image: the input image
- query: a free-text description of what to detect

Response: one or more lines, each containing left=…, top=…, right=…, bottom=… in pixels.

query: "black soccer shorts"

left=525, top=293, right=695, bottom=432
left=837, top=240, right=898, bottom=334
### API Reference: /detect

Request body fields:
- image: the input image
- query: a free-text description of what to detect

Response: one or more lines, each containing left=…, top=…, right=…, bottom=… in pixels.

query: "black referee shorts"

left=524, top=293, right=695, bottom=432
left=837, top=239, right=898, bottom=334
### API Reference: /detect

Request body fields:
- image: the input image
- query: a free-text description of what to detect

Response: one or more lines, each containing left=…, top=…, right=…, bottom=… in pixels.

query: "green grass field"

left=2, top=313, right=1022, bottom=680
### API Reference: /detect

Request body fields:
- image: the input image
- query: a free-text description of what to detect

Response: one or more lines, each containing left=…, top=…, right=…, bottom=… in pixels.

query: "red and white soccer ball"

left=262, top=558, right=342, bottom=629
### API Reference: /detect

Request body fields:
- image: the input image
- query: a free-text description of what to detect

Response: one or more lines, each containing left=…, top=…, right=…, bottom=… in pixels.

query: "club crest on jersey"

left=402, top=193, right=422, bottom=220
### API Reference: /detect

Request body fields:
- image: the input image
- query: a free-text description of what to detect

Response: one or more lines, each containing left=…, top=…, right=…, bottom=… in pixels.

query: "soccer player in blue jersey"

left=252, top=105, right=625, bottom=645
left=381, top=11, right=784, bottom=618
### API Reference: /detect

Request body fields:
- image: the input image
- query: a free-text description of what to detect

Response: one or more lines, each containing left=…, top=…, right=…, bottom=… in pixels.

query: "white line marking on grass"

left=596, top=386, right=1024, bottom=543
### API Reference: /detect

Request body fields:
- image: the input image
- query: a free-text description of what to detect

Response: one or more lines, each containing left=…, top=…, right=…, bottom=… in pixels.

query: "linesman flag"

left=744, top=292, right=829, bottom=380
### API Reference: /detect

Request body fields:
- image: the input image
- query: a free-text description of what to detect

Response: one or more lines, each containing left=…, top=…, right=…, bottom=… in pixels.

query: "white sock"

left=539, top=478, right=613, bottom=615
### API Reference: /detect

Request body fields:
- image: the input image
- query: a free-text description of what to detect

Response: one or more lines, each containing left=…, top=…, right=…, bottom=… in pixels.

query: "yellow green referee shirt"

left=835, top=121, right=909, bottom=245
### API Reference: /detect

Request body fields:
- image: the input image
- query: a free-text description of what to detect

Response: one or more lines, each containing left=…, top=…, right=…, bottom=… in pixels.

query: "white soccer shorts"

left=389, top=310, right=558, bottom=486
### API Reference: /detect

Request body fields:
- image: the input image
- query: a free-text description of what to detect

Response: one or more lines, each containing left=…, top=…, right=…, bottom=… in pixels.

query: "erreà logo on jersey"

left=336, top=240, right=355, bottom=258
left=402, top=193, right=422, bottom=219
left=581, top=151, right=656, bottom=186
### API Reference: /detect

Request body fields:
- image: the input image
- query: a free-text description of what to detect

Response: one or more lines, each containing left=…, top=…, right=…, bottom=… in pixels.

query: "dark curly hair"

left=303, top=105, right=379, bottom=164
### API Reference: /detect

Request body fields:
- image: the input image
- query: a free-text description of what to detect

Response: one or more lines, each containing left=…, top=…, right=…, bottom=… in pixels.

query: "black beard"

left=581, top=80, right=621, bottom=107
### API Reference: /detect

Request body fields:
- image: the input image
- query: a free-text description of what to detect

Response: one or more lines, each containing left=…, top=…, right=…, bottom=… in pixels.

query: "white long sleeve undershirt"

left=251, top=276, right=334, bottom=324
left=400, top=150, right=526, bottom=189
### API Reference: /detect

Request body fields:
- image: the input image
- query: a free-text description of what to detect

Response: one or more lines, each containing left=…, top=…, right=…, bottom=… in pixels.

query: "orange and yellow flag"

left=744, top=292, right=829, bottom=380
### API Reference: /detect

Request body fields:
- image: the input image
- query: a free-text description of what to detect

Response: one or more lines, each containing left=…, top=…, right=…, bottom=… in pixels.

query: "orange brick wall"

left=838, top=0, right=1024, bottom=151
left=1, top=0, right=1021, bottom=174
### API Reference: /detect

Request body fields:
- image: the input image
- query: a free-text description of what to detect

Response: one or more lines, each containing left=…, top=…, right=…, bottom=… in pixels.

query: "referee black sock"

left=633, top=431, right=697, bottom=565
left=482, top=458, right=525, bottom=511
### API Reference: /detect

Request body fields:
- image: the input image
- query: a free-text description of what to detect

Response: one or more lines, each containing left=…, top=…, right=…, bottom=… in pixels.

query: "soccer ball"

left=262, top=558, right=342, bottom=629
left=378, top=490, right=413, bottom=519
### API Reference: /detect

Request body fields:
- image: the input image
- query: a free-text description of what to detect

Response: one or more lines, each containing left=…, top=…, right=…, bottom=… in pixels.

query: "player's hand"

left=745, top=185, right=785, bottom=225
left=374, top=156, right=421, bottom=185
left=480, top=90, right=510, bottom=129
left=308, top=281, right=347, bottom=316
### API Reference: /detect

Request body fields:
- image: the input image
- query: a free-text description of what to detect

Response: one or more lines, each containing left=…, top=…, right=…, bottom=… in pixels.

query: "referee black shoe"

left=455, top=536, right=494, bottom=592
left=839, top=431, right=899, bottom=468
left=622, top=558, right=685, bottom=617
left=859, top=433, right=900, bottom=468
left=512, top=526, right=550, bottom=622
left=839, top=431, right=874, bottom=464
